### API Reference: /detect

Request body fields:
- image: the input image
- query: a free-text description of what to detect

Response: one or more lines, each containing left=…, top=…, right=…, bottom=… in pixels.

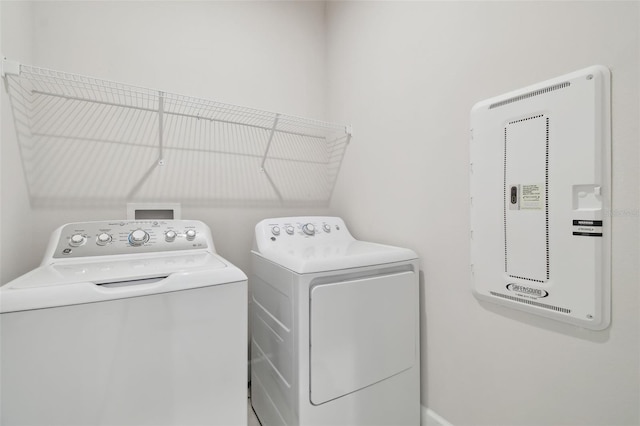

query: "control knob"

left=69, top=233, right=86, bottom=247
left=165, top=230, right=177, bottom=242
left=129, top=229, right=149, bottom=246
left=285, top=225, right=295, bottom=235
left=96, top=233, right=112, bottom=246
left=185, top=229, right=197, bottom=241
left=323, top=224, right=331, bottom=233
left=302, top=223, right=315, bottom=236
left=271, top=226, right=281, bottom=236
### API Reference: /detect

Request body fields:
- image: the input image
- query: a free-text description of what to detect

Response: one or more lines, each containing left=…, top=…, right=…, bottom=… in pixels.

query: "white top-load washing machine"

left=250, top=216, right=420, bottom=426
left=0, top=220, right=248, bottom=426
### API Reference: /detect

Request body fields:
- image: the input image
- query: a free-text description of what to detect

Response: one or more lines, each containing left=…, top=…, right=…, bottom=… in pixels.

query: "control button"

left=185, top=229, right=197, bottom=241
left=69, top=234, right=86, bottom=247
left=323, top=224, right=331, bottom=233
left=285, top=225, right=295, bottom=235
left=165, top=230, right=177, bottom=242
left=302, top=223, right=315, bottom=236
left=129, top=229, right=149, bottom=246
left=271, top=226, right=281, bottom=236
left=96, top=233, right=112, bottom=246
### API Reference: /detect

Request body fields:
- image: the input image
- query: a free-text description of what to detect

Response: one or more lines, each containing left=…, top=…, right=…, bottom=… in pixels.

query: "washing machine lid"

left=0, top=251, right=246, bottom=313
left=252, top=216, right=417, bottom=274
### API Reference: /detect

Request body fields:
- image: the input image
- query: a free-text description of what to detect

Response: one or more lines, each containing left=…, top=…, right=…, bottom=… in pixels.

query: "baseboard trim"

left=421, top=405, right=453, bottom=426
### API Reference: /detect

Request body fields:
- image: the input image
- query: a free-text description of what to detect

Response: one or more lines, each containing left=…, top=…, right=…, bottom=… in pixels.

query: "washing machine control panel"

left=51, top=220, right=210, bottom=259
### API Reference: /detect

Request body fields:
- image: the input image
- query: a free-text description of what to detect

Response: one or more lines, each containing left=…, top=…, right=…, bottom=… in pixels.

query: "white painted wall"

left=0, top=1, right=329, bottom=283
left=1, top=1, right=34, bottom=284
left=326, top=2, right=639, bottom=425
left=1, top=2, right=3, bottom=283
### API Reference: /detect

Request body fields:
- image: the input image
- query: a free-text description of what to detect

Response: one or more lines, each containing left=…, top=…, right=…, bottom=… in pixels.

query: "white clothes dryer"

left=250, top=216, right=420, bottom=426
left=0, top=220, right=248, bottom=426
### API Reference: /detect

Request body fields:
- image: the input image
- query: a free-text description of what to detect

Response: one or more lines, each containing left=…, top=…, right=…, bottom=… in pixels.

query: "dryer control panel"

left=253, top=216, right=417, bottom=274
left=255, top=217, right=353, bottom=245
left=48, top=220, right=211, bottom=259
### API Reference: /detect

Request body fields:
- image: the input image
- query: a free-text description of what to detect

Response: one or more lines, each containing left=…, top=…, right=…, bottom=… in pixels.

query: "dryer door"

left=309, top=270, right=416, bottom=405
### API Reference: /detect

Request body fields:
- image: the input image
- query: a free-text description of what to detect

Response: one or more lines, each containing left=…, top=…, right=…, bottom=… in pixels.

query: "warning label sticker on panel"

left=520, top=183, right=545, bottom=210
left=572, top=220, right=603, bottom=237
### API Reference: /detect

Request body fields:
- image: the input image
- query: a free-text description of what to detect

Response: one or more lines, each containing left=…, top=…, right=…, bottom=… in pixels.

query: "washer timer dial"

left=302, top=223, right=315, bottom=236
left=128, top=229, right=149, bottom=246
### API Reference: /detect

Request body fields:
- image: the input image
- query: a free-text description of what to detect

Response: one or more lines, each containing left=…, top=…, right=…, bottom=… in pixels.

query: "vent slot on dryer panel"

left=490, top=292, right=571, bottom=314
left=489, top=82, right=570, bottom=109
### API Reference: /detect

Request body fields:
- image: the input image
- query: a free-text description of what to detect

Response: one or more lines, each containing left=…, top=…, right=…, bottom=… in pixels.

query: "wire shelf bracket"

left=2, top=58, right=352, bottom=208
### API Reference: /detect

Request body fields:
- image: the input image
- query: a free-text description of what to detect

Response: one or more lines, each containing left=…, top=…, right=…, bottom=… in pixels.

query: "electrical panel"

left=470, top=66, right=611, bottom=330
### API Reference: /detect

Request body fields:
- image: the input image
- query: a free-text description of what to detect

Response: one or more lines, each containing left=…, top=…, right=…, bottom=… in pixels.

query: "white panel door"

left=1, top=283, right=247, bottom=426
left=504, top=114, right=549, bottom=283
left=470, top=65, right=611, bottom=330
left=309, top=270, right=416, bottom=405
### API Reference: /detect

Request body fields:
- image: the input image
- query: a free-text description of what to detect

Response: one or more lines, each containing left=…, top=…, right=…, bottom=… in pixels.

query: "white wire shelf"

left=2, top=59, right=351, bottom=207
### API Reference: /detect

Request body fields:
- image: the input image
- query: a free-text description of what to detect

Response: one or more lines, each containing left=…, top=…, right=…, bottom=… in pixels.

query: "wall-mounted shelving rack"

left=2, top=58, right=351, bottom=208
